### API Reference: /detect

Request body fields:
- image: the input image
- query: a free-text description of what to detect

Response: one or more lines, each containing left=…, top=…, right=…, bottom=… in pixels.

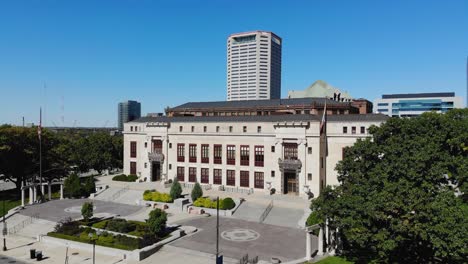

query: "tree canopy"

left=311, top=109, right=468, bottom=263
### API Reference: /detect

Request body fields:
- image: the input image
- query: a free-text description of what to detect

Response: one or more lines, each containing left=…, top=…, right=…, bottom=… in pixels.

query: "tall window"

left=352, top=126, right=356, bottom=134
left=189, top=167, right=197, bottom=182
left=130, top=161, right=136, bottom=175
left=213, top=169, right=222, bottom=185
left=189, top=144, right=197, bottom=163
left=283, top=143, right=298, bottom=160
left=201, top=168, right=209, bottom=184
left=153, top=140, right=162, bottom=154
left=214, top=145, right=222, bottom=164
left=177, top=166, right=185, bottom=182
left=130, top=141, right=137, bottom=158
left=227, top=145, right=236, bottom=165
left=254, top=172, right=264, bottom=189
left=360, top=126, right=365, bottom=134
left=254, top=146, right=264, bottom=167
left=201, top=144, right=209, bottom=163
left=257, top=126, right=262, bottom=133
left=240, top=171, right=249, bottom=187
left=343, top=127, right=348, bottom=134
left=177, top=144, right=185, bottom=162
left=240, top=145, right=250, bottom=166
left=227, top=170, right=235, bottom=186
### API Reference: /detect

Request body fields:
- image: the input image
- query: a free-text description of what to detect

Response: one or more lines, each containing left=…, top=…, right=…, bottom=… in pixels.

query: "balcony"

left=148, top=152, right=164, bottom=162
left=278, top=158, right=302, bottom=171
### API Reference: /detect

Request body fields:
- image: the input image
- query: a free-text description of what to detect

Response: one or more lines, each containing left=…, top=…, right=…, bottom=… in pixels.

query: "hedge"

left=193, top=197, right=235, bottom=210
left=112, top=174, right=138, bottom=182
left=48, top=231, right=139, bottom=251
left=143, top=190, right=173, bottom=203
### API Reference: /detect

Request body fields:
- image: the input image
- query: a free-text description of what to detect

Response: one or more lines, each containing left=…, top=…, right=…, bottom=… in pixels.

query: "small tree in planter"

left=170, top=178, right=182, bottom=201
left=81, top=202, right=94, bottom=223
left=83, top=176, right=96, bottom=196
left=64, top=173, right=82, bottom=198
left=147, top=208, right=167, bottom=236
left=191, top=182, right=203, bottom=202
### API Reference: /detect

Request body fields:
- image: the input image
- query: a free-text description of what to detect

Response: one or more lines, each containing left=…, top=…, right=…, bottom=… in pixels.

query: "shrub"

left=170, top=178, right=182, bottom=201
left=222, top=197, right=235, bottom=210
left=106, top=218, right=136, bottom=233
left=191, top=182, right=203, bottom=202
left=147, top=209, right=167, bottom=236
left=81, top=202, right=94, bottom=222
left=92, top=220, right=108, bottom=230
left=142, top=191, right=173, bottom=203
left=83, top=176, right=96, bottom=196
left=54, top=217, right=80, bottom=235
left=112, top=174, right=138, bottom=182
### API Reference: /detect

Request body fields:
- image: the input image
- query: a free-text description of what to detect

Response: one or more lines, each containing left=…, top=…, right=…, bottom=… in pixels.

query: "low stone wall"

left=188, top=198, right=242, bottom=217
left=0, top=206, right=22, bottom=222
left=40, top=228, right=184, bottom=261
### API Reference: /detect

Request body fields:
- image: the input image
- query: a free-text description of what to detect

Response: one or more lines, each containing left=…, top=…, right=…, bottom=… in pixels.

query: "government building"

left=123, top=98, right=388, bottom=198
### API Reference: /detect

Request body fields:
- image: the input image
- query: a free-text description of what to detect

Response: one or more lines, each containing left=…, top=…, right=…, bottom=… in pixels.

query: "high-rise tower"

left=227, top=31, right=282, bottom=101
left=118, top=100, right=141, bottom=131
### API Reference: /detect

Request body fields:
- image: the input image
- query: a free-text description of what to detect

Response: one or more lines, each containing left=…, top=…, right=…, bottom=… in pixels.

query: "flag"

left=38, top=107, right=42, bottom=140
left=320, top=99, right=327, bottom=134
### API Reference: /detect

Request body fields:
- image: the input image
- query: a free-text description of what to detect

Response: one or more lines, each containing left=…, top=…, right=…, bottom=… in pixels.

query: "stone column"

left=29, top=187, right=33, bottom=205
left=317, top=227, right=324, bottom=256
left=325, top=219, right=330, bottom=249
left=306, top=231, right=312, bottom=261
left=33, top=185, right=37, bottom=203
left=41, top=185, right=45, bottom=198
left=48, top=184, right=52, bottom=200
left=60, top=184, right=64, bottom=200
left=21, top=188, right=25, bottom=207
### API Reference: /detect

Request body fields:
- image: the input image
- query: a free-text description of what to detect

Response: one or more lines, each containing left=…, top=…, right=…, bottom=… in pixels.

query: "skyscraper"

left=118, top=100, right=141, bottom=131
left=227, top=31, right=282, bottom=101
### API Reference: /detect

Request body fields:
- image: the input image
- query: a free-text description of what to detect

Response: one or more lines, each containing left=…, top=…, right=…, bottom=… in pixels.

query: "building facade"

left=123, top=113, right=387, bottom=198
left=118, top=100, right=141, bottom=131
left=374, top=92, right=463, bottom=117
left=227, top=31, right=282, bottom=101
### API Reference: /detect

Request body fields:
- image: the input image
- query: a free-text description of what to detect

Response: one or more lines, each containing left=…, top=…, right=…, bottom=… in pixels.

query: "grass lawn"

left=0, top=199, right=21, bottom=217
left=312, top=256, right=354, bottom=264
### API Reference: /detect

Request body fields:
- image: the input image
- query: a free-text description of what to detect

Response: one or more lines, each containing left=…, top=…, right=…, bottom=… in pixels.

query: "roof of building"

left=382, top=92, right=455, bottom=99
left=130, top=113, right=388, bottom=124
left=169, top=97, right=348, bottom=111
left=288, top=80, right=352, bottom=100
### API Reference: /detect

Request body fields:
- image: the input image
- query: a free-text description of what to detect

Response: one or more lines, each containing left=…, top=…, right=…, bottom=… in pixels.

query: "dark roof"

left=130, top=114, right=388, bottom=123
left=382, top=93, right=455, bottom=99
left=327, top=114, right=389, bottom=122
left=169, top=98, right=348, bottom=110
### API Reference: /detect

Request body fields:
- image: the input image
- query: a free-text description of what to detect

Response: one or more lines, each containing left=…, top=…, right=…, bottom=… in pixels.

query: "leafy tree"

left=83, top=176, right=96, bottom=196
left=64, top=173, right=82, bottom=198
left=81, top=202, right=94, bottom=222
left=311, top=109, right=468, bottom=263
left=191, top=182, right=203, bottom=201
left=170, top=178, right=182, bottom=201
left=147, top=208, right=167, bottom=236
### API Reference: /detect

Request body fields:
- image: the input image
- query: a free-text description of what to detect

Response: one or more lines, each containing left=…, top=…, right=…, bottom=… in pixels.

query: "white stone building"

left=123, top=113, right=387, bottom=198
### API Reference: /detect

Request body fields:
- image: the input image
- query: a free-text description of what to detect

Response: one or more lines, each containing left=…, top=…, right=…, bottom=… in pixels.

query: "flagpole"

left=39, top=108, right=42, bottom=201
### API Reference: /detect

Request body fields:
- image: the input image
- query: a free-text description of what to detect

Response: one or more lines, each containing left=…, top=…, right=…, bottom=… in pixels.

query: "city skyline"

left=0, top=0, right=467, bottom=127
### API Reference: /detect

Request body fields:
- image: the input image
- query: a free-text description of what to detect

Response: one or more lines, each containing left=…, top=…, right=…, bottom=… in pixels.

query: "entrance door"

left=284, top=171, right=298, bottom=195
left=152, top=162, right=161, bottom=181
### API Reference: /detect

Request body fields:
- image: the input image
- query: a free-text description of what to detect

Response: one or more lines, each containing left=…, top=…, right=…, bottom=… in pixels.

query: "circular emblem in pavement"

left=64, top=205, right=96, bottom=213
left=221, top=229, right=260, bottom=242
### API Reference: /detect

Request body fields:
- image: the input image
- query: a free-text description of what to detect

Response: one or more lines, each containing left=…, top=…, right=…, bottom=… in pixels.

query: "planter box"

left=188, top=198, right=243, bottom=217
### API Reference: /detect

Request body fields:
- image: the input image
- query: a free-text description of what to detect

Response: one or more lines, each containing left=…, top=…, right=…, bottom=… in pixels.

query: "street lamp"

left=88, top=230, right=101, bottom=264
left=2, top=184, right=8, bottom=251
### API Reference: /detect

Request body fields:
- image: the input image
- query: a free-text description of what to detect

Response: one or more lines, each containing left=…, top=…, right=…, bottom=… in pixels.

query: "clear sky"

left=0, top=0, right=467, bottom=127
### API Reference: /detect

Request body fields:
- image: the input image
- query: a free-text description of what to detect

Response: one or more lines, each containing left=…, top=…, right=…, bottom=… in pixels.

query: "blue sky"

left=0, top=0, right=467, bottom=127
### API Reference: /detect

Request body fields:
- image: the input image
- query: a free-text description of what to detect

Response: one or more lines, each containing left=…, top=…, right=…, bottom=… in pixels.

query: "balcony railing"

left=278, top=158, right=302, bottom=171
left=201, top=157, right=209, bottom=163
left=177, top=156, right=184, bottom=162
left=255, top=160, right=264, bottom=167
left=240, top=159, right=249, bottom=166
left=214, top=157, right=222, bottom=164
left=148, top=152, right=164, bottom=162
left=189, top=157, right=197, bottom=163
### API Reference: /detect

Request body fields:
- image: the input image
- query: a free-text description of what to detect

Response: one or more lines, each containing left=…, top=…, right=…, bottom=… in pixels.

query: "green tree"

left=170, top=178, right=182, bottom=201
left=64, top=173, right=82, bottom=198
left=147, top=208, right=167, bottom=236
left=311, top=109, right=468, bottom=263
left=81, top=202, right=94, bottom=222
left=83, top=176, right=96, bottom=196
left=191, top=182, right=203, bottom=202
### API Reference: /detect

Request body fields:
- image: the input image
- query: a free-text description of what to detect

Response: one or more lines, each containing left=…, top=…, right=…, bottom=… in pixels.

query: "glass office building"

left=374, top=93, right=463, bottom=117
left=118, top=100, right=141, bottom=131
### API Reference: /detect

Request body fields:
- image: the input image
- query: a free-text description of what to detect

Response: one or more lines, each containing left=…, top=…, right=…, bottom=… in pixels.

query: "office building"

left=123, top=98, right=388, bottom=198
left=118, top=100, right=141, bottom=131
left=227, top=31, right=282, bottom=101
left=374, top=92, right=463, bottom=117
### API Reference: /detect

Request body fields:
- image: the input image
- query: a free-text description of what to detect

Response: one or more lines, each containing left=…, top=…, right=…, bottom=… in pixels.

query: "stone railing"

left=148, top=152, right=164, bottom=162
left=278, top=158, right=302, bottom=170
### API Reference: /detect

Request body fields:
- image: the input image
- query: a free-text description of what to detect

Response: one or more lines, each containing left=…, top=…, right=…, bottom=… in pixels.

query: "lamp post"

left=88, top=231, right=101, bottom=264
left=2, top=186, right=7, bottom=251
